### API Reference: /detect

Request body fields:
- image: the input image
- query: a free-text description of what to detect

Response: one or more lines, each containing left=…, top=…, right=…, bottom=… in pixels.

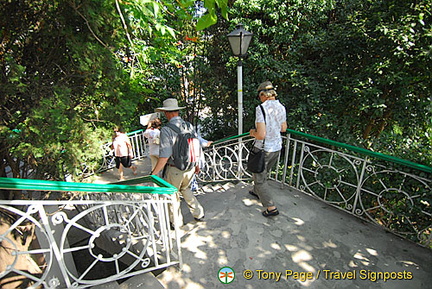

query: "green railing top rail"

left=286, top=129, right=432, bottom=174
left=0, top=175, right=177, bottom=194
left=212, top=132, right=250, bottom=145
left=127, top=129, right=145, bottom=136
left=210, top=129, right=432, bottom=174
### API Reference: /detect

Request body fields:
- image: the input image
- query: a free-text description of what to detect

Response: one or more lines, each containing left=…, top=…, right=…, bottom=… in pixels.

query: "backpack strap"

left=166, top=122, right=181, bottom=161
left=166, top=122, right=181, bottom=135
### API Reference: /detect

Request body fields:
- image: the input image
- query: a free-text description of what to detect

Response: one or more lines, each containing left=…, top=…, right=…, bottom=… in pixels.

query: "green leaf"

left=215, top=0, right=229, bottom=20
left=196, top=13, right=217, bottom=31
left=152, top=2, right=159, bottom=17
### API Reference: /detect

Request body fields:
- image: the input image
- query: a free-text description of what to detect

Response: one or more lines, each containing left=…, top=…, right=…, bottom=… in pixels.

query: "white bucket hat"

left=155, top=98, right=186, bottom=112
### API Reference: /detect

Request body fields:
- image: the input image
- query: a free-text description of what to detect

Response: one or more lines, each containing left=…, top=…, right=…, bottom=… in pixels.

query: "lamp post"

left=227, top=24, right=253, bottom=135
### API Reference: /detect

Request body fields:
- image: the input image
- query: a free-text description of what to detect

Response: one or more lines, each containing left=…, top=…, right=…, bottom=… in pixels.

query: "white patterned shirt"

left=254, top=99, right=287, bottom=152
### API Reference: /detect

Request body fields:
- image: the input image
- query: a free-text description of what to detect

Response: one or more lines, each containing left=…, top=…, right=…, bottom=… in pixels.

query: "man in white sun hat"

left=151, top=98, right=205, bottom=227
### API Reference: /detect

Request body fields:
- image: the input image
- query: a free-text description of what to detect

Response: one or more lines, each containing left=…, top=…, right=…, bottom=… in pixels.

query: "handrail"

left=112, top=175, right=175, bottom=188
left=212, top=132, right=250, bottom=145
left=0, top=175, right=177, bottom=194
left=200, top=130, right=431, bottom=247
left=209, top=129, right=432, bottom=174
left=286, top=129, right=432, bottom=174
left=0, top=174, right=181, bottom=288
left=127, top=128, right=145, bottom=135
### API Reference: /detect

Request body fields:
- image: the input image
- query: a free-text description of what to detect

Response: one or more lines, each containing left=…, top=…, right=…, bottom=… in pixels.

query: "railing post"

left=296, top=142, right=305, bottom=189
left=281, top=135, right=291, bottom=188
left=238, top=137, right=243, bottom=180
left=38, top=205, right=74, bottom=288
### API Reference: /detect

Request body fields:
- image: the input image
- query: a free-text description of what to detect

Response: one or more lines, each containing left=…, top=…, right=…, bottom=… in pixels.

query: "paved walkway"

left=95, top=157, right=432, bottom=289
left=92, top=158, right=152, bottom=184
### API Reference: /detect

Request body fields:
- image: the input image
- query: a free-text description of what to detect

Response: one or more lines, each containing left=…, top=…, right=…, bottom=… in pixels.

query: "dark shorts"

left=115, top=156, right=132, bottom=169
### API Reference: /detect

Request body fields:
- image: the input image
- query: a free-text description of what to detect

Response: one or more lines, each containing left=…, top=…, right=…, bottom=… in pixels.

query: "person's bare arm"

left=249, top=122, right=266, bottom=140
left=281, top=121, right=287, bottom=132
left=126, top=141, right=134, bottom=157
left=151, top=157, right=169, bottom=175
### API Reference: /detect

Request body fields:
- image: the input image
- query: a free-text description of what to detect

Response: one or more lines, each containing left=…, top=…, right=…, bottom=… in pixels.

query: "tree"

left=223, top=0, right=431, bottom=165
left=1, top=0, right=429, bottom=186
left=1, top=0, right=127, bottom=180
left=0, top=0, right=229, bottom=182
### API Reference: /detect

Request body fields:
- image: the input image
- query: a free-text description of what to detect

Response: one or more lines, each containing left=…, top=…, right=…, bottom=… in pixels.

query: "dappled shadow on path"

left=157, top=181, right=431, bottom=289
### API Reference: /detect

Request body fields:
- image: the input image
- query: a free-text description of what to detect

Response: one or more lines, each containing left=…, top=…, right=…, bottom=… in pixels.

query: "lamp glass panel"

left=240, top=34, right=252, bottom=55
left=228, top=35, right=241, bottom=56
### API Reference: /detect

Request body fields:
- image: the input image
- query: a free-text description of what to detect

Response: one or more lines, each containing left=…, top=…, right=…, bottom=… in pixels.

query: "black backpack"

left=166, top=122, right=197, bottom=171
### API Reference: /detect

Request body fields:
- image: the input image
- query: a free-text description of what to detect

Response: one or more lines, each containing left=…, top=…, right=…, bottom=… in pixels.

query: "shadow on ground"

left=92, top=157, right=432, bottom=289
left=158, top=181, right=432, bottom=289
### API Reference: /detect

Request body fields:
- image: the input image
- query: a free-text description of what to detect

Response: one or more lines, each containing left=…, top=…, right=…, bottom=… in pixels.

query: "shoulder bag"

left=247, top=105, right=266, bottom=173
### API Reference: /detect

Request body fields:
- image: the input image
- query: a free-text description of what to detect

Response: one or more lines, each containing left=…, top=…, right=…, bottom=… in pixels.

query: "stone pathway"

left=157, top=182, right=432, bottom=289
left=94, top=156, right=432, bottom=289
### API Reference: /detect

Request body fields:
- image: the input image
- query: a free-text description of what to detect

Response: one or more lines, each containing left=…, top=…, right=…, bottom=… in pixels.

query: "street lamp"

left=227, top=24, right=253, bottom=135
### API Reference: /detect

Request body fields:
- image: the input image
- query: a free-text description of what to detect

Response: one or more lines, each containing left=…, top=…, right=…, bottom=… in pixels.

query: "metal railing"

left=197, top=130, right=432, bottom=247
left=81, top=130, right=149, bottom=178
left=98, top=129, right=149, bottom=173
left=0, top=176, right=180, bottom=289
left=2, top=126, right=428, bottom=289
left=79, top=128, right=431, bottom=246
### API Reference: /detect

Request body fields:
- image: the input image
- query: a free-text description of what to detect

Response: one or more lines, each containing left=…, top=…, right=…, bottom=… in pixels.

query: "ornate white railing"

left=2, top=127, right=429, bottom=289
left=96, top=129, right=149, bottom=173
left=0, top=176, right=180, bottom=289
left=197, top=131, right=432, bottom=247
left=81, top=128, right=431, bottom=246
left=80, top=130, right=149, bottom=178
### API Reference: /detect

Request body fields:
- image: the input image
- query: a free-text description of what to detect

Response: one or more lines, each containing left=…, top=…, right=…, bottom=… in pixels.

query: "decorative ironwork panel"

left=298, top=145, right=364, bottom=210
left=198, top=138, right=253, bottom=182
left=0, top=204, right=53, bottom=289
left=359, top=167, right=431, bottom=246
left=0, top=196, right=180, bottom=288
left=195, top=132, right=430, bottom=247
left=283, top=134, right=431, bottom=247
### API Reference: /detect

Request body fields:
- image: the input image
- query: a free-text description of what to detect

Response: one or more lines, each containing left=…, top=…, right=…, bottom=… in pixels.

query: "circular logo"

left=218, top=266, right=235, bottom=284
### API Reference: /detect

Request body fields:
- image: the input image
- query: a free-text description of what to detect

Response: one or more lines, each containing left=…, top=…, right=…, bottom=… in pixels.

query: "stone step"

left=90, top=281, right=120, bottom=289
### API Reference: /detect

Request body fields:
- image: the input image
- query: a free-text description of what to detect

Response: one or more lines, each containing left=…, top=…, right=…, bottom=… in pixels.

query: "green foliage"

left=0, top=0, right=229, bottom=182
left=224, top=0, right=432, bottom=166
left=1, top=0, right=430, bottom=187
left=196, top=0, right=229, bottom=30
left=12, top=93, right=106, bottom=179
left=1, top=0, right=147, bottom=180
